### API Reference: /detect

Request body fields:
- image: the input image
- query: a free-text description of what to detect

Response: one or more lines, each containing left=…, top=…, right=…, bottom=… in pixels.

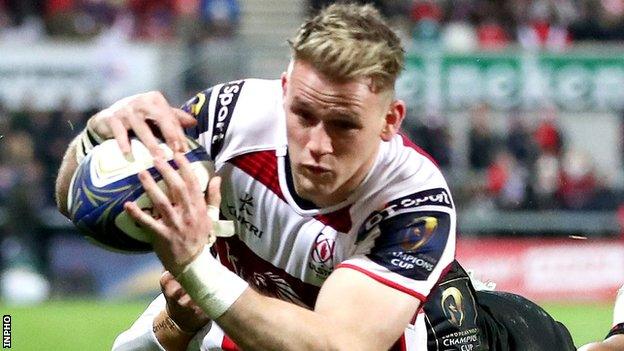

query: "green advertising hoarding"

left=397, top=50, right=624, bottom=112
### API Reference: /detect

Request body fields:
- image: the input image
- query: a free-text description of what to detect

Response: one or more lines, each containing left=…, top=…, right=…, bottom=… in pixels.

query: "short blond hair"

left=289, top=3, right=404, bottom=92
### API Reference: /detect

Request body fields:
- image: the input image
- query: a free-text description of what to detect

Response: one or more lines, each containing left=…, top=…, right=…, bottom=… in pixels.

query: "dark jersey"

left=418, top=260, right=576, bottom=351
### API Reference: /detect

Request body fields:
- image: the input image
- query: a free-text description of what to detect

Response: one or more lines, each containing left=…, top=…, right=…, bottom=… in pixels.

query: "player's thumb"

left=206, top=176, right=222, bottom=209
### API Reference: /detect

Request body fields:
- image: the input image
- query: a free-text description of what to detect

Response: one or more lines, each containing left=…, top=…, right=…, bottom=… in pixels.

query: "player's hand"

left=87, top=92, right=196, bottom=157
left=161, top=271, right=211, bottom=333
left=123, top=152, right=222, bottom=275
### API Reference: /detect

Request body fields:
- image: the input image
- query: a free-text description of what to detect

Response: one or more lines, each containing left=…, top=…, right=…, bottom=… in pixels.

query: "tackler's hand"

left=160, top=271, right=211, bottom=334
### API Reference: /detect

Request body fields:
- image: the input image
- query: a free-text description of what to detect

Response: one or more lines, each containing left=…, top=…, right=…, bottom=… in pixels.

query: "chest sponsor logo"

left=360, top=188, right=452, bottom=237
left=308, top=231, right=336, bottom=280
left=227, top=192, right=264, bottom=238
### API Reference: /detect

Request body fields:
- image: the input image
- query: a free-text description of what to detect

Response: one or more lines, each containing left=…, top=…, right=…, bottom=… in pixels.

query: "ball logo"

left=441, top=287, right=465, bottom=327
left=401, top=216, right=438, bottom=251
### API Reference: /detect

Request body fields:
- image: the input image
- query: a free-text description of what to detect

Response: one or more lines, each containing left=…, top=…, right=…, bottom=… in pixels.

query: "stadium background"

left=0, top=0, right=623, bottom=349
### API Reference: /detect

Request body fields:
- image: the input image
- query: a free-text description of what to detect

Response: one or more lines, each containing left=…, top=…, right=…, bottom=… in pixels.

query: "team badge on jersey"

left=308, top=230, right=336, bottom=280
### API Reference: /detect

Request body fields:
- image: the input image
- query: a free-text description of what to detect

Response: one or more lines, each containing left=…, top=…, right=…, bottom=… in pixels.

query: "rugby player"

left=55, top=3, right=624, bottom=350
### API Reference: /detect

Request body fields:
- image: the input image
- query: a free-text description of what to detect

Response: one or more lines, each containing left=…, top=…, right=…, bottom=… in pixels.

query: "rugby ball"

left=67, top=137, right=213, bottom=253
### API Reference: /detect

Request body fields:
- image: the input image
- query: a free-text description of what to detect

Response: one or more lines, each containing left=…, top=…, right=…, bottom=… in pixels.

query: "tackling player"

left=54, top=3, right=624, bottom=350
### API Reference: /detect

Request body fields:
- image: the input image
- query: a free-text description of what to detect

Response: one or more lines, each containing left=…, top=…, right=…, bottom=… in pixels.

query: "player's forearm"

left=55, top=135, right=80, bottom=217
left=216, top=289, right=368, bottom=351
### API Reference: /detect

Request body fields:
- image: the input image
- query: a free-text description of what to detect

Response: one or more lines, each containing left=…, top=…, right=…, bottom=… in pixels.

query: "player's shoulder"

left=359, top=133, right=450, bottom=205
left=351, top=134, right=454, bottom=234
left=182, top=79, right=284, bottom=163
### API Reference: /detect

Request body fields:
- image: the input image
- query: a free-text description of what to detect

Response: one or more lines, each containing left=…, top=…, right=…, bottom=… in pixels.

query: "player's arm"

left=55, top=134, right=81, bottom=217
left=219, top=266, right=419, bottom=350
left=54, top=92, right=196, bottom=217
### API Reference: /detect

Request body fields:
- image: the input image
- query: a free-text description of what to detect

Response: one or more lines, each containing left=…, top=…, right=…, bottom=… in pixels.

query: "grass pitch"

left=0, top=299, right=614, bottom=350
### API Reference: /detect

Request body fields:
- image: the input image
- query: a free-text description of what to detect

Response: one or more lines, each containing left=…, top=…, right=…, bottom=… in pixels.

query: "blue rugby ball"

left=67, top=137, right=212, bottom=253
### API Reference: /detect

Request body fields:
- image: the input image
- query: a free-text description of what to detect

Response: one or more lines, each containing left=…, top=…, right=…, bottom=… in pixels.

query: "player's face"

left=282, top=60, right=403, bottom=207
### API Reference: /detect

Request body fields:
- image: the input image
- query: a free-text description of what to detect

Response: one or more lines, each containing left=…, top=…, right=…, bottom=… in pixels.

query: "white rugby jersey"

left=113, top=79, right=456, bottom=351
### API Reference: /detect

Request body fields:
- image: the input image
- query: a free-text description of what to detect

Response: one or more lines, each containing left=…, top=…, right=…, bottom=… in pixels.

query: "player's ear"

left=380, top=99, right=406, bottom=142
left=281, top=71, right=288, bottom=98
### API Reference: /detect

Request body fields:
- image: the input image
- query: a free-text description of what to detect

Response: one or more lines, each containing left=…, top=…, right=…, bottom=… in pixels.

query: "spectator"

left=476, top=17, right=510, bottom=50
left=533, top=151, right=561, bottom=209
left=199, top=0, right=240, bottom=38
left=506, top=111, right=536, bottom=166
left=468, top=102, right=498, bottom=171
left=486, top=150, right=529, bottom=209
left=406, top=113, right=452, bottom=168
left=557, top=149, right=597, bottom=210
left=534, top=107, right=564, bottom=156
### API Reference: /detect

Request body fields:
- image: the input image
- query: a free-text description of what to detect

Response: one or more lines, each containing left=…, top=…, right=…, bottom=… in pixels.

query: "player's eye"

left=330, top=120, right=359, bottom=130
left=293, top=109, right=317, bottom=126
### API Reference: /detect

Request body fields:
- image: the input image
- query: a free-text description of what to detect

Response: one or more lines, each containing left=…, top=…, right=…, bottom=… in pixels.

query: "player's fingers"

left=161, top=276, right=186, bottom=301
left=137, top=170, right=179, bottom=226
left=127, top=114, right=164, bottom=158
left=178, top=293, right=193, bottom=308
left=173, top=108, right=197, bottom=127
left=205, top=176, right=222, bottom=208
left=109, top=117, right=132, bottom=156
left=156, top=108, right=188, bottom=153
left=153, top=158, right=190, bottom=207
left=123, top=201, right=168, bottom=237
left=159, top=271, right=175, bottom=287
left=174, top=152, right=201, bottom=204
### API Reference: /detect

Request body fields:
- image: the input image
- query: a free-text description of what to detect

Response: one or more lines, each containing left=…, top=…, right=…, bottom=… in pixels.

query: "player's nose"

left=307, top=123, right=333, bottom=157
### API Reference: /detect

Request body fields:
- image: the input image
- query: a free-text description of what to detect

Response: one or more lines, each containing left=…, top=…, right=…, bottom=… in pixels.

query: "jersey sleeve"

left=338, top=186, right=456, bottom=302
left=111, top=294, right=166, bottom=351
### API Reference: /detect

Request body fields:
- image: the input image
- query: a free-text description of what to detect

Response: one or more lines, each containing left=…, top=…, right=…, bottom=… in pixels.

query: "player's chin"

left=295, top=176, right=336, bottom=199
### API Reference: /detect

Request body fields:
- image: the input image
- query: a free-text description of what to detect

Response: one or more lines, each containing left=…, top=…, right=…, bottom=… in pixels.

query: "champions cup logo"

left=401, top=216, right=438, bottom=251
left=441, top=287, right=465, bottom=327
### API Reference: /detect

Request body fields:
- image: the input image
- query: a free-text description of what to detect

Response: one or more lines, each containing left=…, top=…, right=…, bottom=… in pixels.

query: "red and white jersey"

left=179, top=78, right=457, bottom=350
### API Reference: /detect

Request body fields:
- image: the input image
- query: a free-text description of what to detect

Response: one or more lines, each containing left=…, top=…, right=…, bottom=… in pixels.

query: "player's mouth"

left=301, top=164, right=331, bottom=176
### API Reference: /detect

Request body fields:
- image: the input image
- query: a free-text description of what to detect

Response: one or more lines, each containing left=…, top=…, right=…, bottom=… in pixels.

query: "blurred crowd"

left=0, top=99, right=92, bottom=280
left=314, top=0, right=624, bottom=51
left=405, top=103, right=623, bottom=212
left=3, top=0, right=624, bottom=48
left=0, top=0, right=240, bottom=42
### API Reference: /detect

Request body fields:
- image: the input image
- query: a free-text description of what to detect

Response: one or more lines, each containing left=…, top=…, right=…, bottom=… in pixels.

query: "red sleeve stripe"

left=336, top=263, right=427, bottom=301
